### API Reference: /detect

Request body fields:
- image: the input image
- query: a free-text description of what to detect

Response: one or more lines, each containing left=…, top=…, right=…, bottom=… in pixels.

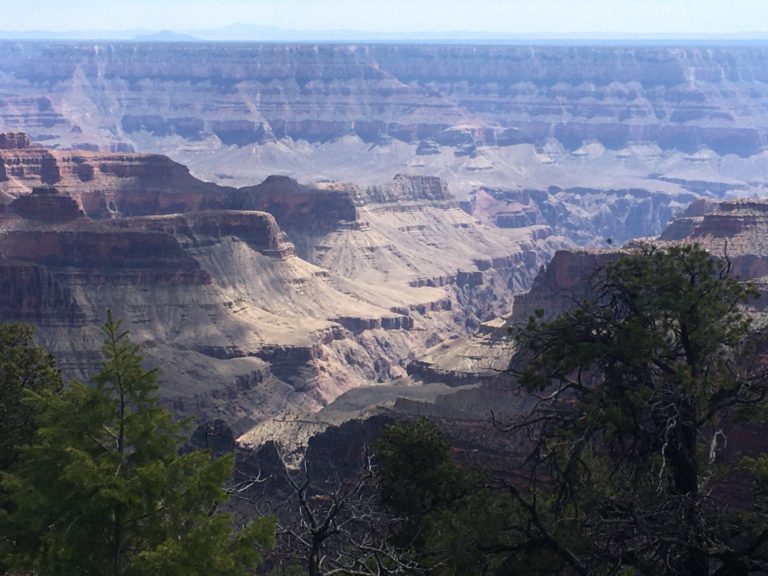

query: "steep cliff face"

left=405, top=249, right=613, bottom=387
left=4, top=42, right=768, bottom=155
left=0, top=143, right=232, bottom=216
left=0, top=141, right=567, bottom=431
left=660, top=200, right=768, bottom=281
left=408, top=198, right=768, bottom=391
left=468, top=185, right=697, bottom=247
left=0, top=204, right=410, bottom=428
left=242, top=173, right=566, bottom=326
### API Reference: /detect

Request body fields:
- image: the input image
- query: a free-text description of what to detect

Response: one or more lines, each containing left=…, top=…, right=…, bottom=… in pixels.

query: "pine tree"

left=0, top=323, right=62, bottom=473
left=505, top=244, right=768, bottom=575
left=1, top=311, right=273, bottom=575
left=0, top=323, right=63, bottom=574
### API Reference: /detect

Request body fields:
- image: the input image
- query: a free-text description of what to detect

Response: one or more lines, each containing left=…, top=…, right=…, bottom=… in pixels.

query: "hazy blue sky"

left=5, top=0, right=768, bottom=35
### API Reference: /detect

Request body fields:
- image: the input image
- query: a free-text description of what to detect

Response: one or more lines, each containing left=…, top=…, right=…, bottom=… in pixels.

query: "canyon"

left=1, top=42, right=766, bottom=243
left=0, top=136, right=567, bottom=432
left=286, top=197, right=768, bottom=476
left=3, top=42, right=768, bottom=444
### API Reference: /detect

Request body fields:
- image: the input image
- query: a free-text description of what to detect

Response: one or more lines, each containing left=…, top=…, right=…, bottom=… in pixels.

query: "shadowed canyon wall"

left=0, top=138, right=569, bottom=431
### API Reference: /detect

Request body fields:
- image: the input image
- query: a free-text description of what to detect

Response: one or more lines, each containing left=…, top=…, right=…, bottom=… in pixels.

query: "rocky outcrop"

left=659, top=200, right=768, bottom=281
left=658, top=197, right=720, bottom=241
left=0, top=142, right=568, bottom=431
left=0, top=144, right=232, bottom=217
left=468, top=186, right=697, bottom=247
left=0, top=228, right=211, bottom=285
left=409, top=197, right=768, bottom=391
left=0, top=262, right=86, bottom=326
left=405, top=249, right=613, bottom=387
left=509, top=249, right=616, bottom=324
left=10, top=186, right=84, bottom=222
left=236, top=175, right=359, bottom=233
left=255, top=173, right=568, bottom=326
left=363, top=174, right=453, bottom=204
left=0, top=147, right=62, bottom=186
left=116, top=211, right=293, bottom=257
left=4, top=44, right=765, bottom=253
left=0, top=132, right=30, bottom=150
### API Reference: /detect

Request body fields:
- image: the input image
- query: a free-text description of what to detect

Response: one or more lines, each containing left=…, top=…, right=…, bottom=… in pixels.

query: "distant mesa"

left=10, top=186, right=84, bottom=223
left=0, top=132, right=31, bottom=150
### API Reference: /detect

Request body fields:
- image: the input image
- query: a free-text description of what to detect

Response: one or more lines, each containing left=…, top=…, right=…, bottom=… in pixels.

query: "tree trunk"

left=669, top=400, right=708, bottom=576
left=308, top=536, right=321, bottom=576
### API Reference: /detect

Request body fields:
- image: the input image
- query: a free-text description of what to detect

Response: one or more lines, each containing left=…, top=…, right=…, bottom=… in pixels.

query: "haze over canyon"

left=2, top=41, right=768, bottom=443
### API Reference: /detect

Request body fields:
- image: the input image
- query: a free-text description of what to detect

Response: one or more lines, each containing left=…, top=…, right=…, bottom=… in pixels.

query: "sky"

left=4, top=0, right=768, bottom=36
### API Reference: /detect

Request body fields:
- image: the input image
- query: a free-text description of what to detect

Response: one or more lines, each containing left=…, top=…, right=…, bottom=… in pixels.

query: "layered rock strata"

left=2, top=43, right=768, bottom=212
left=410, top=198, right=768, bottom=392
left=0, top=142, right=565, bottom=431
left=4, top=43, right=768, bottom=156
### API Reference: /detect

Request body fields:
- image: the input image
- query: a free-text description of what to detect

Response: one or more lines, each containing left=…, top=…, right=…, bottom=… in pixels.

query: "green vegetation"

left=376, top=418, right=467, bottom=523
left=375, top=245, right=768, bottom=575
left=0, top=324, right=63, bottom=574
left=3, top=243, right=768, bottom=575
left=0, top=324, right=62, bottom=473
left=511, top=243, right=768, bottom=575
left=0, top=312, right=273, bottom=575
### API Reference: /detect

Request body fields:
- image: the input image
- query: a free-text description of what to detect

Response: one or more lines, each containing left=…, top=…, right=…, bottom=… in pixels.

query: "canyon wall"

left=408, top=198, right=768, bottom=396
left=0, top=139, right=567, bottom=431
left=3, top=42, right=768, bottom=155
left=0, top=44, right=762, bottom=185
left=2, top=41, right=764, bottom=247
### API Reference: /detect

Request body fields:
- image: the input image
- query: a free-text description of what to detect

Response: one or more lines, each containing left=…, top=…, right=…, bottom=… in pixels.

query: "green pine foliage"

left=0, top=323, right=63, bottom=574
left=509, top=243, right=768, bottom=575
left=0, top=323, right=62, bottom=472
left=0, top=311, right=273, bottom=575
left=376, top=418, right=466, bottom=520
left=374, top=245, right=768, bottom=575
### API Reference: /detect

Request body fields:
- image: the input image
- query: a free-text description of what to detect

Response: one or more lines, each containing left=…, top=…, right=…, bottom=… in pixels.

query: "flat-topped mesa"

left=0, top=145, right=232, bottom=217
left=363, top=175, right=455, bottom=205
left=661, top=198, right=768, bottom=246
left=237, top=175, right=360, bottom=232
left=10, top=186, right=84, bottom=223
left=657, top=198, right=768, bottom=278
left=659, top=197, right=720, bottom=241
left=716, top=200, right=768, bottom=214
left=689, top=201, right=768, bottom=241
left=0, top=132, right=31, bottom=150
left=116, top=211, right=295, bottom=258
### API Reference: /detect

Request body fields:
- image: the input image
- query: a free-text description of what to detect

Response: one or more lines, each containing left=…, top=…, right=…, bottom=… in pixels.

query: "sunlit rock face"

left=2, top=41, right=765, bottom=249
left=6, top=41, right=768, bottom=435
left=3, top=42, right=768, bottom=156
left=0, top=138, right=567, bottom=432
left=410, top=198, right=768, bottom=395
left=1, top=42, right=768, bottom=199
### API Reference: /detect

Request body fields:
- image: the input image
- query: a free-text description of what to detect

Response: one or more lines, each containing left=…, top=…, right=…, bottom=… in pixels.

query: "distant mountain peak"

left=132, top=30, right=200, bottom=42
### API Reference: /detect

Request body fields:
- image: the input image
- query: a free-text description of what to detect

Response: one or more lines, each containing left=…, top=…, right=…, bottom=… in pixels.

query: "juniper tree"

left=502, top=244, right=768, bottom=575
